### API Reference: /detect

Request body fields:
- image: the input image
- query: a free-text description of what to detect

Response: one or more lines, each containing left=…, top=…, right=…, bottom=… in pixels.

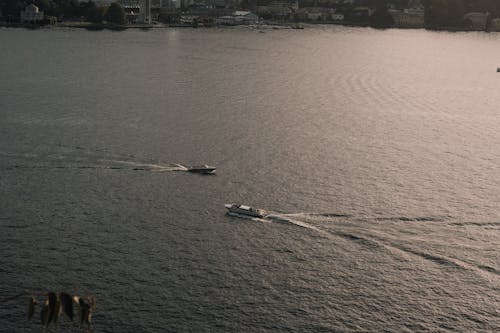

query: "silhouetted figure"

left=29, top=291, right=95, bottom=328
left=40, top=299, right=50, bottom=327
left=47, top=292, right=58, bottom=325
left=53, top=293, right=62, bottom=324
left=60, top=292, right=74, bottom=320
left=27, top=296, right=37, bottom=319
left=73, top=295, right=96, bottom=327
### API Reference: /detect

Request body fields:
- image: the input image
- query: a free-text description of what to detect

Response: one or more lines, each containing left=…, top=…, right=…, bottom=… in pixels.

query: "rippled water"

left=0, top=26, right=499, bottom=332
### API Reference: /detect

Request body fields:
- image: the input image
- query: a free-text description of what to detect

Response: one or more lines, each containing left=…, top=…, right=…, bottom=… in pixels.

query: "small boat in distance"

left=497, top=67, right=500, bottom=72
left=225, top=204, right=265, bottom=218
left=187, top=165, right=216, bottom=174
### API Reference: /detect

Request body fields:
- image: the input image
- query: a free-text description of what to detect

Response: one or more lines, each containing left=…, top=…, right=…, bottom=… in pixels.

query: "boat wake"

left=103, top=160, right=189, bottom=172
left=225, top=207, right=323, bottom=231
left=2, top=162, right=189, bottom=172
left=264, top=213, right=322, bottom=232
left=226, top=212, right=271, bottom=223
left=0, top=146, right=202, bottom=173
left=226, top=208, right=499, bottom=282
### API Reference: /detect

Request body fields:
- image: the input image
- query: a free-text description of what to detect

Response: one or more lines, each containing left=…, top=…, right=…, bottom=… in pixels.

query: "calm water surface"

left=0, top=26, right=499, bottom=332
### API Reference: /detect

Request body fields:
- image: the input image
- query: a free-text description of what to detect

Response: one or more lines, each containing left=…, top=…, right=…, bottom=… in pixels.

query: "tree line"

left=423, top=0, right=500, bottom=27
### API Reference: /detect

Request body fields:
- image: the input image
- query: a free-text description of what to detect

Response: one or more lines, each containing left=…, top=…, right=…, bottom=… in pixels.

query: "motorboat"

left=225, top=204, right=265, bottom=218
left=187, top=165, right=216, bottom=174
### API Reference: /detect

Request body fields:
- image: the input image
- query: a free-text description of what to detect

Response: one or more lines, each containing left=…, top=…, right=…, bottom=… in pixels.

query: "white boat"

left=225, top=204, right=264, bottom=218
left=187, top=165, right=216, bottom=174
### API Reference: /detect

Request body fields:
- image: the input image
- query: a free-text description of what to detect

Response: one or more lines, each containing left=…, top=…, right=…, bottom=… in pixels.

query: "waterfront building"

left=121, top=0, right=140, bottom=22
left=256, top=0, right=298, bottom=19
left=489, top=18, right=500, bottom=31
left=20, top=4, right=44, bottom=23
left=297, top=7, right=336, bottom=22
left=187, top=4, right=211, bottom=15
left=346, top=6, right=373, bottom=22
left=213, top=0, right=226, bottom=8
left=389, top=7, right=424, bottom=28
left=463, top=12, right=489, bottom=31
left=140, top=0, right=152, bottom=23
left=180, top=14, right=197, bottom=23
left=215, top=10, right=259, bottom=24
left=159, top=0, right=180, bottom=8
left=234, top=11, right=259, bottom=22
left=351, top=6, right=373, bottom=18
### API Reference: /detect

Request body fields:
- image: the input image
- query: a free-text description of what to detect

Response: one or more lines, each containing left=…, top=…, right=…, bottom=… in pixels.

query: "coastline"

left=1, top=20, right=498, bottom=32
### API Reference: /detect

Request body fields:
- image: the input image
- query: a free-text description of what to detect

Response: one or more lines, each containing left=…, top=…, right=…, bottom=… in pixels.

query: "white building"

left=180, top=15, right=197, bottom=24
left=20, top=4, right=44, bottom=23
left=216, top=11, right=259, bottom=25
left=389, top=7, right=424, bottom=28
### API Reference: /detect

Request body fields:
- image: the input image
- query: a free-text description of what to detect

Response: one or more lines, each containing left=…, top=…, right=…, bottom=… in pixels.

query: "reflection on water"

left=0, top=26, right=499, bottom=332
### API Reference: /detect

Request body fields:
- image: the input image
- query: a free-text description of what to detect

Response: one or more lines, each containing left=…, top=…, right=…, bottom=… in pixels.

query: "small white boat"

left=187, top=165, right=216, bottom=174
left=225, top=204, right=264, bottom=218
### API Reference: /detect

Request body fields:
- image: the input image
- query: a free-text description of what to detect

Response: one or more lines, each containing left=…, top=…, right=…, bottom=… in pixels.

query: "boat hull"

left=225, top=204, right=264, bottom=218
left=187, top=168, right=216, bottom=174
left=187, top=165, right=216, bottom=175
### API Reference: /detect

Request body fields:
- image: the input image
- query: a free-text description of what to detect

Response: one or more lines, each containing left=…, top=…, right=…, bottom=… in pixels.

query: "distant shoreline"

left=1, top=21, right=498, bottom=33
left=0, top=21, right=305, bottom=30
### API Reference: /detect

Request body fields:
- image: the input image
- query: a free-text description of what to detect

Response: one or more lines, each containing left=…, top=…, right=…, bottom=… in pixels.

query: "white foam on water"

left=264, top=213, right=322, bottom=231
left=101, top=159, right=189, bottom=172
left=227, top=212, right=271, bottom=223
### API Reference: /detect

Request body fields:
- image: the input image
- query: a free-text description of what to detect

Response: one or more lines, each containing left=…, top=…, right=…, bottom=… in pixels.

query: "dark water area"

left=0, top=26, right=499, bottom=332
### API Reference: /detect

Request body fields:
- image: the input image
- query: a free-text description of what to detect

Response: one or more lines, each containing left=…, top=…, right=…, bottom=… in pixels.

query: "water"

left=0, top=26, right=499, bottom=332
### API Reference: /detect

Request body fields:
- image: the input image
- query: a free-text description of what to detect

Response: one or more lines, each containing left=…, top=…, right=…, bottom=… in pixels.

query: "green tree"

left=424, top=0, right=449, bottom=27
left=104, top=2, right=126, bottom=25
left=370, top=6, right=395, bottom=28
left=54, top=0, right=79, bottom=19
left=447, top=0, right=465, bottom=26
left=82, top=1, right=106, bottom=23
left=424, top=0, right=465, bottom=27
left=1, top=0, right=28, bottom=17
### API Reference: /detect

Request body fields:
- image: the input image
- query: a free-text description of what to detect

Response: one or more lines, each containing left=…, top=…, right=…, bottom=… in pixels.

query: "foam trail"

left=227, top=212, right=271, bottom=224
left=281, top=212, right=353, bottom=223
left=225, top=208, right=325, bottom=231
left=3, top=163, right=188, bottom=172
left=101, top=160, right=189, bottom=172
left=286, top=212, right=352, bottom=218
left=265, top=213, right=322, bottom=231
